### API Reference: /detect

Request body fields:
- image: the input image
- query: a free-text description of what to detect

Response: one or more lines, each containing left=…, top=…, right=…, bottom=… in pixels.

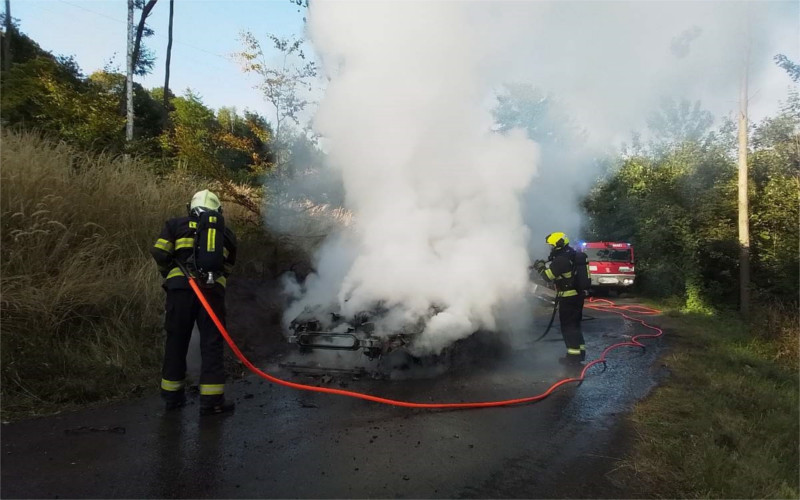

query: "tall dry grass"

left=1, top=132, right=197, bottom=419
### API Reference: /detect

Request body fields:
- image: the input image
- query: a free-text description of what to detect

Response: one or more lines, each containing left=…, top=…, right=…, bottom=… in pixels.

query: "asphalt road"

left=1, top=304, right=665, bottom=499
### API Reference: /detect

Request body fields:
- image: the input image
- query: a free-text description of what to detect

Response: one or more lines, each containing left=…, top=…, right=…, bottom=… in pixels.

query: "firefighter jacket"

left=150, top=215, right=236, bottom=290
left=540, top=245, right=587, bottom=298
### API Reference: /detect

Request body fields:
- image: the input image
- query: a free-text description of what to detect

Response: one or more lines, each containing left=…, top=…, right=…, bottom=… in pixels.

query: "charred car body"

left=288, top=309, right=413, bottom=360
left=285, top=304, right=519, bottom=378
left=284, top=277, right=558, bottom=377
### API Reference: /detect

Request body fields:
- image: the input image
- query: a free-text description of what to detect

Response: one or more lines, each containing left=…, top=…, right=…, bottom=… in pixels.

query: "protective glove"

left=532, top=259, right=546, bottom=273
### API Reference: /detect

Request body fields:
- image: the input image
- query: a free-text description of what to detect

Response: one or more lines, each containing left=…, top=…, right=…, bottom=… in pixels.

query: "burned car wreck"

left=281, top=270, right=557, bottom=378
left=288, top=309, right=413, bottom=360
left=283, top=306, right=518, bottom=378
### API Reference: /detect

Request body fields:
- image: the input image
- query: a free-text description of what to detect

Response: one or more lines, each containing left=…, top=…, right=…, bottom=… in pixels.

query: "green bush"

left=583, top=93, right=799, bottom=309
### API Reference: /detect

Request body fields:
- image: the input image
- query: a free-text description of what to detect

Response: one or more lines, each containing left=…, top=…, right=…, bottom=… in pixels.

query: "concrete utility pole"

left=4, top=0, right=12, bottom=72
left=126, top=0, right=134, bottom=144
left=737, top=48, right=750, bottom=318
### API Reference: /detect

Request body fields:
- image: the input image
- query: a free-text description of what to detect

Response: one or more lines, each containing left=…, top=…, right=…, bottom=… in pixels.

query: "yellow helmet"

left=545, top=232, right=569, bottom=249
left=189, top=189, right=222, bottom=215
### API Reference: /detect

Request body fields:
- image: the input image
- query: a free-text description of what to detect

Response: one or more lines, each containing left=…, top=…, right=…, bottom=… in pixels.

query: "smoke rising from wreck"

left=285, top=1, right=539, bottom=354
left=277, top=0, right=797, bottom=354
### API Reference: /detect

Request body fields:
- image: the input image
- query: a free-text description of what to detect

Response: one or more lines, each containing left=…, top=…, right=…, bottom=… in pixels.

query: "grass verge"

left=1, top=132, right=198, bottom=420
left=0, top=132, right=300, bottom=421
left=613, top=304, right=799, bottom=498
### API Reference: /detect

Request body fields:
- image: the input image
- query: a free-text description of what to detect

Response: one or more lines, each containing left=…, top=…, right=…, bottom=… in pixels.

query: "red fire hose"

left=188, top=276, right=662, bottom=409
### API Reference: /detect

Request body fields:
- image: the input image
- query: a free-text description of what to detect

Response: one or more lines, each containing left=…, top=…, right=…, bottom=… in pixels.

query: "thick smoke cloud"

left=287, top=1, right=541, bottom=354
left=483, top=0, right=798, bottom=242
left=278, top=0, right=797, bottom=354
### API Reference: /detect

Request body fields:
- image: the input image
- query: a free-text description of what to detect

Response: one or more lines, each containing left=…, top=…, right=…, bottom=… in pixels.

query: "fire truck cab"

left=579, top=241, right=635, bottom=291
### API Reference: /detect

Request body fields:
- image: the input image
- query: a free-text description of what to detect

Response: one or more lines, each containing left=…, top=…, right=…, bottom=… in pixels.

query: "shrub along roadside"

left=612, top=304, right=799, bottom=498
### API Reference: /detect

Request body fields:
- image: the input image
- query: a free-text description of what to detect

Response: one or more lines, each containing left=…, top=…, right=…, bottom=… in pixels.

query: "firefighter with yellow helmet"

left=150, top=189, right=237, bottom=415
left=532, top=232, right=591, bottom=367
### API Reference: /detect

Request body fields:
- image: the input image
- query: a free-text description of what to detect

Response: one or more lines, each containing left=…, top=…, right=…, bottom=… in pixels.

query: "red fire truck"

left=579, top=241, right=635, bottom=292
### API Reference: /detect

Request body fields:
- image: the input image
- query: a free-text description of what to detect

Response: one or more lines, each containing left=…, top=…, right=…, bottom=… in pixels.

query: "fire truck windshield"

left=584, top=248, right=631, bottom=262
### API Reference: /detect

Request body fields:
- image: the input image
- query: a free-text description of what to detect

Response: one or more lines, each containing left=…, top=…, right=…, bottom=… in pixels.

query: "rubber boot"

left=162, top=389, right=186, bottom=411
left=199, top=397, right=235, bottom=416
left=558, top=355, right=584, bottom=375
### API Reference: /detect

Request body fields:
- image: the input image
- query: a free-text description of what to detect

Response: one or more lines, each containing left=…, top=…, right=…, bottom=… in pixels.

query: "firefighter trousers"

left=161, top=287, right=227, bottom=406
left=558, top=294, right=586, bottom=361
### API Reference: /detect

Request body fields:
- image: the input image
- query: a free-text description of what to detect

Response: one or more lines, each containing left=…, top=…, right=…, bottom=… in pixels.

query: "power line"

left=58, top=0, right=122, bottom=23
left=18, top=0, right=243, bottom=101
left=56, top=0, right=231, bottom=61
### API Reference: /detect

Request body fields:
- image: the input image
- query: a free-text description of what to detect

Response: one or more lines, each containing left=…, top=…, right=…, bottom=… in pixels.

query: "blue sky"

left=12, top=0, right=310, bottom=117
left=10, top=0, right=799, bottom=137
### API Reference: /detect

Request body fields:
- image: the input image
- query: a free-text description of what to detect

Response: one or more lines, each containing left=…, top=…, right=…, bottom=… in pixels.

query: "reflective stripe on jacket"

left=150, top=215, right=236, bottom=290
left=540, top=248, right=578, bottom=298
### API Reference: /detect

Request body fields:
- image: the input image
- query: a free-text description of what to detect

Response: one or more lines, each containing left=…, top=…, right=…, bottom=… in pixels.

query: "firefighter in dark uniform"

left=150, top=190, right=237, bottom=415
left=532, top=232, right=590, bottom=367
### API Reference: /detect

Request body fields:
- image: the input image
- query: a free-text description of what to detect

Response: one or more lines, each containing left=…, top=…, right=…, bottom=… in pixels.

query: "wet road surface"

left=2, top=305, right=665, bottom=498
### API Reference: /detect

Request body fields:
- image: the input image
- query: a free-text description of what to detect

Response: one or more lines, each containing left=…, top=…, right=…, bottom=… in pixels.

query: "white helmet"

left=189, top=189, right=222, bottom=216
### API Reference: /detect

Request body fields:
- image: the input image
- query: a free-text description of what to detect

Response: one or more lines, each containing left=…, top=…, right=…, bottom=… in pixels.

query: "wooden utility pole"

left=164, top=0, right=174, bottom=109
left=3, top=0, right=11, bottom=72
left=737, top=51, right=750, bottom=318
left=126, top=0, right=134, bottom=144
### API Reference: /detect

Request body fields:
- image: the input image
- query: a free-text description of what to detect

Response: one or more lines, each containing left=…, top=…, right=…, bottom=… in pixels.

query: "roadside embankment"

left=612, top=303, right=799, bottom=498
left=0, top=132, right=297, bottom=421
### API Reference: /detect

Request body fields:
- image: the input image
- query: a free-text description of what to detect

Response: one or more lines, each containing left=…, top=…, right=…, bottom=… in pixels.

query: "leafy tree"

left=235, top=31, right=317, bottom=147
left=132, top=0, right=158, bottom=76
left=493, top=83, right=592, bottom=243
left=160, top=89, right=220, bottom=175
left=0, top=22, right=283, bottom=208
left=748, top=92, right=800, bottom=297
left=90, top=71, right=166, bottom=152
left=647, top=97, right=715, bottom=145
left=216, top=106, right=275, bottom=179
left=1, top=48, right=123, bottom=150
left=493, top=83, right=587, bottom=146
left=159, top=91, right=275, bottom=183
left=774, top=54, right=800, bottom=83
left=584, top=146, right=738, bottom=306
left=1, top=26, right=80, bottom=80
left=583, top=92, right=799, bottom=309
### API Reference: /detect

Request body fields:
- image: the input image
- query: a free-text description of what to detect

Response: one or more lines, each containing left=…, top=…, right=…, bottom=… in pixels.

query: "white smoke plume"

left=282, top=1, right=541, bottom=354
left=278, top=0, right=797, bottom=354
left=485, top=0, right=798, bottom=242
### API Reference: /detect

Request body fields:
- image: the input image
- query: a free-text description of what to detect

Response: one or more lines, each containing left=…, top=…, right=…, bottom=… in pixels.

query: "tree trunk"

left=3, top=0, right=11, bottom=73
left=163, top=0, right=174, bottom=109
left=131, top=0, right=158, bottom=74
left=126, top=0, right=134, bottom=144
left=737, top=55, right=750, bottom=318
